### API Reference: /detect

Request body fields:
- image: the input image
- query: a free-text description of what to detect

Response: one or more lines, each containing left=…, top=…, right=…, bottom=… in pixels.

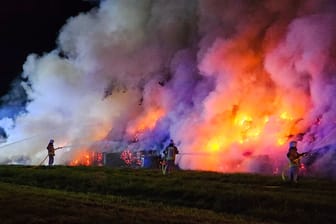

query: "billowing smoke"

left=0, top=0, right=336, bottom=178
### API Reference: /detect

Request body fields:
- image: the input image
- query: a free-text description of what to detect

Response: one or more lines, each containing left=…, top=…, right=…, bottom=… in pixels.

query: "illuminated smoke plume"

left=0, top=0, right=336, bottom=178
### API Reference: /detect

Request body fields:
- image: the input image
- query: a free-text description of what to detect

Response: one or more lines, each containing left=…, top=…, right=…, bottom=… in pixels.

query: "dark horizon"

left=0, top=0, right=97, bottom=97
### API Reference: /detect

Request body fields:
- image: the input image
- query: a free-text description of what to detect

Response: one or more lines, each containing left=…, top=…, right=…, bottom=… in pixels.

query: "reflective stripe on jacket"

left=164, top=145, right=178, bottom=161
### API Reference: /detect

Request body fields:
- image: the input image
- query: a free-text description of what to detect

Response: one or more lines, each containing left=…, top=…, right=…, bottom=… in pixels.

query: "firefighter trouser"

left=163, top=160, right=175, bottom=175
left=289, top=165, right=299, bottom=182
left=48, top=155, right=54, bottom=166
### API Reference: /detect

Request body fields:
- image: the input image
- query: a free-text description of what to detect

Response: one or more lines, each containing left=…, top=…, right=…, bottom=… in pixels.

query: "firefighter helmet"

left=289, top=141, right=297, bottom=148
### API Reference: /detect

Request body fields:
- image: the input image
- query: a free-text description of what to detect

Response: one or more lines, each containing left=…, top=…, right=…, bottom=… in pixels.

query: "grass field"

left=0, top=165, right=335, bottom=224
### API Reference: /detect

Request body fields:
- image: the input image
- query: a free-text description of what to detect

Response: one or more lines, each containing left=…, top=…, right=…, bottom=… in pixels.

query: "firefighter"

left=286, top=141, right=306, bottom=183
left=46, top=139, right=56, bottom=166
left=162, top=139, right=179, bottom=175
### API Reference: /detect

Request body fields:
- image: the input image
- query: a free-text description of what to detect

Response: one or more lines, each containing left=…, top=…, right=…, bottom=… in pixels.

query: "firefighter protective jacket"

left=47, top=143, right=55, bottom=156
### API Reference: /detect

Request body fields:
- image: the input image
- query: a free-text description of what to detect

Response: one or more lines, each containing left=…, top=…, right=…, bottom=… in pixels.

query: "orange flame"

left=69, top=149, right=94, bottom=166
left=127, top=107, right=165, bottom=135
left=179, top=96, right=308, bottom=172
left=185, top=29, right=314, bottom=171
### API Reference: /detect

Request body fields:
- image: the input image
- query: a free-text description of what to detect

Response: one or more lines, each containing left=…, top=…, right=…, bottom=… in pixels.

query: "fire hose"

left=37, top=147, right=64, bottom=166
left=281, top=152, right=311, bottom=181
left=35, top=141, right=103, bottom=167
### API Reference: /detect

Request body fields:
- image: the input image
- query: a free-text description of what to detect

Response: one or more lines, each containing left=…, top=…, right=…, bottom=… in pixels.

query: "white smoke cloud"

left=0, top=0, right=197, bottom=164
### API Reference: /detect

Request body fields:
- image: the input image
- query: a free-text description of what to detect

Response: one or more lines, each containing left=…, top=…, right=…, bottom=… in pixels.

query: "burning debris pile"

left=1, top=0, right=336, bottom=178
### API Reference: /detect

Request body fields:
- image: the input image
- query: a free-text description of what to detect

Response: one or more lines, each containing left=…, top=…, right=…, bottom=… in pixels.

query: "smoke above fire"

left=1, top=0, right=336, bottom=177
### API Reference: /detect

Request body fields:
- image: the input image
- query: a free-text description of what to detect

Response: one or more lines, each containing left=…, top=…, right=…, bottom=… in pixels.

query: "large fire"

left=175, top=96, right=309, bottom=172
left=69, top=151, right=104, bottom=166
left=1, top=0, right=335, bottom=178
left=69, top=150, right=94, bottom=166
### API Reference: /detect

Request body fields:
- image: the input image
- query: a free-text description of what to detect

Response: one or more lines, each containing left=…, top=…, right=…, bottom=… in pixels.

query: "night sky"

left=0, top=0, right=97, bottom=97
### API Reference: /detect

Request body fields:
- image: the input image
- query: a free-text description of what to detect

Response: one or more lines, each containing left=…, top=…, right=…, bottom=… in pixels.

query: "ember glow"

left=1, top=0, right=336, bottom=178
left=70, top=149, right=94, bottom=166
left=120, top=149, right=141, bottom=167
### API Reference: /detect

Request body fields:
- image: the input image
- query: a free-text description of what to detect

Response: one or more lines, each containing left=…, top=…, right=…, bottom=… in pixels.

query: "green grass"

left=0, top=165, right=335, bottom=224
